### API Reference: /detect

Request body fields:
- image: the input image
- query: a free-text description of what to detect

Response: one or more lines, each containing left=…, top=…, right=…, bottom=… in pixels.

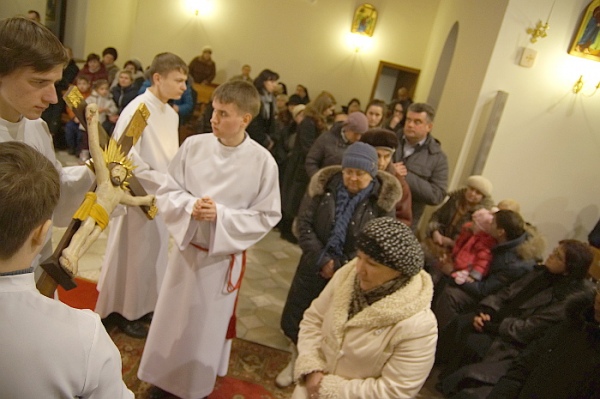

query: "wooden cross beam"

left=37, top=89, right=155, bottom=297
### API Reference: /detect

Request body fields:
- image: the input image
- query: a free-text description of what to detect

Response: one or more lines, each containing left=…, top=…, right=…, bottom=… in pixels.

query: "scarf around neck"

left=317, top=178, right=375, bottom=267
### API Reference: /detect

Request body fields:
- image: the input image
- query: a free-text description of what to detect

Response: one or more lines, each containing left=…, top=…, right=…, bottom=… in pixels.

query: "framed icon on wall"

left=351, top=4, right=377, bottom=37
left=569, top=0, right=600, bottom=62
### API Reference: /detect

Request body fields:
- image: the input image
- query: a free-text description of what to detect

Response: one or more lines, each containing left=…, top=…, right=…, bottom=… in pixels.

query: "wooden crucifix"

left=36, top=88, right=157, bottom=298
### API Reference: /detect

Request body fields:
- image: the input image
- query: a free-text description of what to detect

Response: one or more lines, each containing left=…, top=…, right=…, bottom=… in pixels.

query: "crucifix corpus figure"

left=59, top=104, right=156, bottom=276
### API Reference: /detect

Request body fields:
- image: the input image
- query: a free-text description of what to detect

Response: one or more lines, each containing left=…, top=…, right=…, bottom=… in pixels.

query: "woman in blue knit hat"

left=276, top=142, right=403, bottom=387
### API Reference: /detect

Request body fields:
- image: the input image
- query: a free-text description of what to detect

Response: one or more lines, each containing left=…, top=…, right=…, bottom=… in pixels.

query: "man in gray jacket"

left=393, top=102, right=448, bottom=228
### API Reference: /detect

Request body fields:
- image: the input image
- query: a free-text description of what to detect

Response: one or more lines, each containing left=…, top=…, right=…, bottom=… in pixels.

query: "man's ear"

left=30, top=220, right=52, bottom=250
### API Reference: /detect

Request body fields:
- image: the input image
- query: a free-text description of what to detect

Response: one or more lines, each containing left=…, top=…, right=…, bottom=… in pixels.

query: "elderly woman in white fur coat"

left=292, top=217, right=437, bottom=399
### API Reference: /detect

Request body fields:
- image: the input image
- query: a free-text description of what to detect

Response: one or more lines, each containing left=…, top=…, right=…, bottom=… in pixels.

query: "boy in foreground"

left=0, top=141, right=132, bottom=398
left=138, top=80, right=282, bottom=399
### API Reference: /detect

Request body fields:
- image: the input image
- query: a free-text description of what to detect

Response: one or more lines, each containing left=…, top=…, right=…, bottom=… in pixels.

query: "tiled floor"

left=54, top=149, right=442, bottom=398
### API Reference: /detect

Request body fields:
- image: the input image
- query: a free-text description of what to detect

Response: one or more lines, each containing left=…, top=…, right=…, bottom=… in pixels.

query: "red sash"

left=190, top=243, right=246, bottom=339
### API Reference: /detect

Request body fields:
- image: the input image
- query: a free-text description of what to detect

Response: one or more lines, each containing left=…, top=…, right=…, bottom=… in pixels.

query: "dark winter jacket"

left=111, top=84, right=139, bottom=113
left=304, top=123, right=350, bottom=178
left=280, top=166, right=402, bottom=344
left=281, top=116, right=323, bottom=219
left=393, top=133, right=448, bottom=226
left=489, top=291, right=600, bottom=399
left=439, top=269, right=593, bottom=398
left=247, top=94, right=276, bottom=149
left=460, top=232, right=538, bottom=299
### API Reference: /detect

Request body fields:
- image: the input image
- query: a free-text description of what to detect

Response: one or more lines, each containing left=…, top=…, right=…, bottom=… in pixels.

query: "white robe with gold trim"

left=95, top=90, right=178, bottom=320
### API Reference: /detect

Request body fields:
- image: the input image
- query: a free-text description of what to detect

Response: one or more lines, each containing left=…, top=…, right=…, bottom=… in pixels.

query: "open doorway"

left=370, top=61, right=420, bottom=102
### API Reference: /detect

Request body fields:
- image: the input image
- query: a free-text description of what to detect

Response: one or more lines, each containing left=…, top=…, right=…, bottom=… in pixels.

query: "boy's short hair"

left=119, top=70, right=133, bottom=79
left=102, top=47, right=118, bottom=61
left=494, top=209, right=525, bottom=241
left=0, top=17, right=68, bottom=77
left=76, top=75, right=91, bottom=84
left=0, top=142, right=60, bottom=260
left=147, top=52, right=188, bottom=83
left=212, top=80, right=261, bottom=118
left=93, top=79, right=109, bottom=90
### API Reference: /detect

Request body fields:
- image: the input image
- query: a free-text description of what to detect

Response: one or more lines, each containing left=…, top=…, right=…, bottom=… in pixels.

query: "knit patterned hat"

left=341, top=142, right=378, bottom=178
left=356, top=217, right=424, bottom=276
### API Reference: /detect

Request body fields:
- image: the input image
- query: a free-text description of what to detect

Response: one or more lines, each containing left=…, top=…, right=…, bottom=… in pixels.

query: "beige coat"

left=293, top=261, right=438, bottom=399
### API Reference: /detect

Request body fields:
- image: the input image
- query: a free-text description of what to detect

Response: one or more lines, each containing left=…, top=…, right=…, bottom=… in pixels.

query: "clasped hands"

left=192, top=196, right=216, bottom=221
left=473, top=312, right=492, bottom=333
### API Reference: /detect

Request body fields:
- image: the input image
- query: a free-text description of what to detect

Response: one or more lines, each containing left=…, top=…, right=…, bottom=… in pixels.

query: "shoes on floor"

left=139, top=312, right=154, bottom=323
left=119, top=320, right=148, bottom=338
left=275, top=358, right=294, bottom=388
left=112, top=313, right=149, bottom=338
left=275, top=341, right=298, bottom=388
left=148, top=386, right=169, bottom=399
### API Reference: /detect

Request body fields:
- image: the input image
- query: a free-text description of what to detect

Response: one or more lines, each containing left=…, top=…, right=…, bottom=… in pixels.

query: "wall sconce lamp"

left=573, top=75, right=600, bottom=95
left=526, top=0, right=556, bottom=43
left=187, top=0, right=212, bottom=16
left=348, top=3, right=377, bottom=52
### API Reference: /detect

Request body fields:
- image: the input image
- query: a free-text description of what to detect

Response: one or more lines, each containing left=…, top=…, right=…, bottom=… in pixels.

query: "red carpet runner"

left=57, top=277, right=99, bottom=310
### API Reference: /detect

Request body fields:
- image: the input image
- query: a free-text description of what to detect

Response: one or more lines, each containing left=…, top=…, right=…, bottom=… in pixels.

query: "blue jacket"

left=460, top=232, right=536, bottom=298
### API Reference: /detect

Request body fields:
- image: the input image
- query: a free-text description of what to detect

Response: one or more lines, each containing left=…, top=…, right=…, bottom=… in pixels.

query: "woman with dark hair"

left=279, top=91, right=336, bottom=243
left=277, top=143, right=403, bottom=388
left=437, top=239, right=594, bottom=398
left=246, top=69, right=279, bottom=149
left=76, top=53, right=108, bottom=85
left=383, top=99, right=408, bottom=134
left=289, top=84, right=310, bottom=105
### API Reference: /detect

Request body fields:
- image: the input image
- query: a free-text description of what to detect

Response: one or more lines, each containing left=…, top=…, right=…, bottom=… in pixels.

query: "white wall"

left=476, top=0, right=600, bottom=251
left=7, top=0, right=598, bottom=253
left=1, top=0, right=46, bottom=21
left=75, top=0, right=439, bottom=108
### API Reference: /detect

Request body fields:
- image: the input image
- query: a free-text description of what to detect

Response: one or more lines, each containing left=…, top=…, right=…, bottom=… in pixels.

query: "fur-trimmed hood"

left=331, top=260, right=433, bottom=333
left=517, top=223, right=546, bottom=262
left=307, top=166, right=402, bottom=213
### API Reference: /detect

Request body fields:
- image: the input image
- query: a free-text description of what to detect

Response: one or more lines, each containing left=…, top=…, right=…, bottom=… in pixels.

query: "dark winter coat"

left=247, top=94, right=276, bottom=149
left=111, top=84, right=139, bottom=113
left=281, top=116, right=323, bottom=220
left=304, top=123, right=349, bottom=178
left=280, top=166, right=402, bottom=344
left=438, top=268, right=593, bottom=398
left=393, top=133, right=448, bottom=226
left=489, top=291, right=600, bottom=399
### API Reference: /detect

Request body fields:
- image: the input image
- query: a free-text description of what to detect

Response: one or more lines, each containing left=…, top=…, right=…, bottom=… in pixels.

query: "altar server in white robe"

left=0, top=141, right=133, bottom=398
left=138, top=80, right=281, bottom=399
left=95, top=52, right=188, bottom=337
left=0, top=17, right=93, bottom=271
